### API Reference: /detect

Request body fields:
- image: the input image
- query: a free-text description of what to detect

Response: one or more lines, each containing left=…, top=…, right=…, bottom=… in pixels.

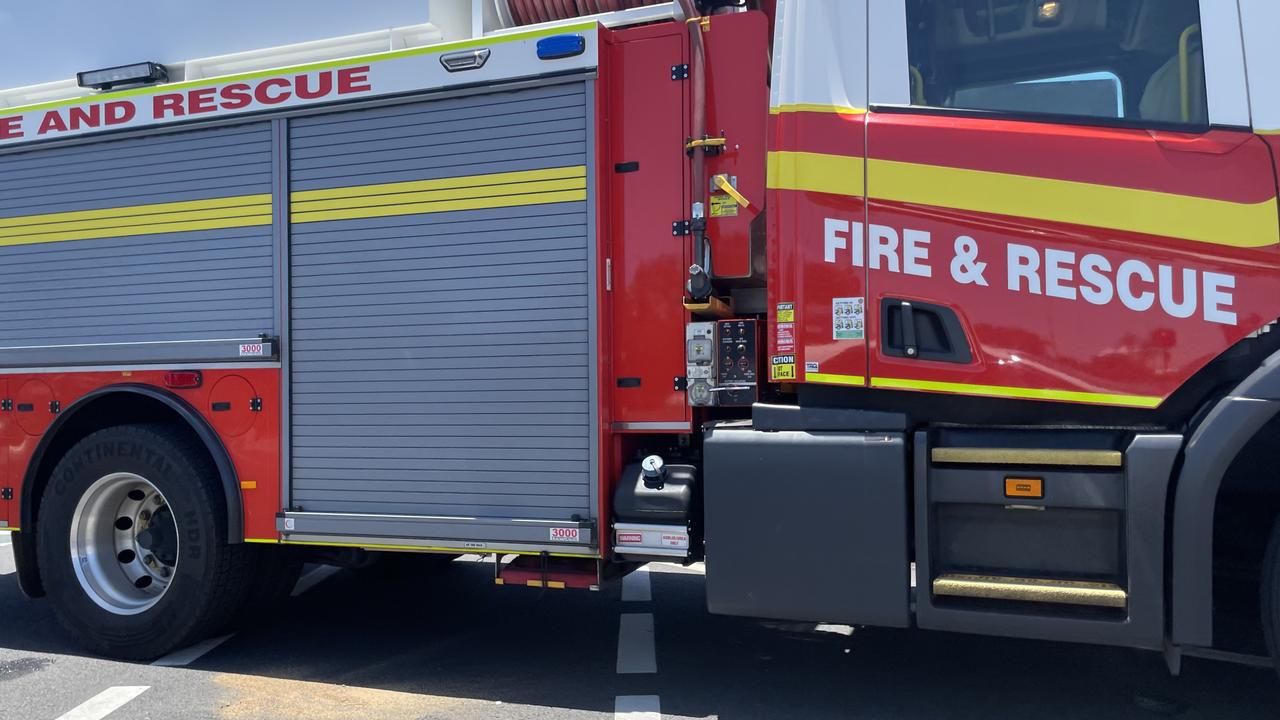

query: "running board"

left=933, top=573, right=1128, bottom=608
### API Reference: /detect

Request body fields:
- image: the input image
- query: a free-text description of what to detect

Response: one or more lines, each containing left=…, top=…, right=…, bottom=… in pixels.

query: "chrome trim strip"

left=0, top=362, right=281, bottom=375
left=931, top=447, right=1123, bottom=468
left=613, top=421, right=693, bottom=431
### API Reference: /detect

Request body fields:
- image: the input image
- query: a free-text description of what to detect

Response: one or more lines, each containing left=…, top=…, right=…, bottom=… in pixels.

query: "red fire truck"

left=2, top=0, right=1280, bottom=672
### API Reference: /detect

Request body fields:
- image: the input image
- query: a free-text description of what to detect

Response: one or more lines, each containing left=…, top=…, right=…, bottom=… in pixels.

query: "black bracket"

left=49, top=400, right=60, bottom=415
left=1, top=399, right=11, bottom=412
left=250, top=397, right=263, bottom=412
left=671, top=64, right=689, bottom=80
left=673, top=376, right=689, bottom=391
left=1, top=487, right=11, bottom=501
left=672, top=220, right=691, bottom=236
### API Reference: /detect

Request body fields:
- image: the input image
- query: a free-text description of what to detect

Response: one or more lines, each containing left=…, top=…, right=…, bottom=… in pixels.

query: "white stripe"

left=0, top=544, right=14, bottom=576
left=151, top=634, right=232, bottom=667
left=56, top=686, right=149, bottom=720
left=614, top=695, right=661, bottom=720
left=616, top=613, right=657, bottom=674
left=291, top=565, right=342, bottom=596
left=621, top=566, right=651, bottom=602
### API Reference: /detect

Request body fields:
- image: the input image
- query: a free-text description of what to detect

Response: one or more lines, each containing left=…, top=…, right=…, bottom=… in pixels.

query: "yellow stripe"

left=0, top=203, right=271, bottom=241
left=293, top=188, right=587, bottom=224
left=0, top=193, right=272, bottom=247
left=2, top=527, right=19, bottom=533
left=770, top=103, right=867, bottom=115
left=276, top=538, right=600, bottom=559
left=292, top=177, right=585, bottom=214
left=292, top=166, right=588, bottom=224
left=243, top=538, right=279, bottom=544
left=869, top=158, right=1280, bottom=248
left=0, top=194, right=270, bottom=230
left=1258, top=129, right=1280, bottom=136
left=869, top=375, right=1161, bottom=409
left=292, top=166, right=585, bottom=202
left=767, top=151, right=864, bottom=197
left=0, top=22, right=598, bottom=118
left=805, top=372, right=865, bottom=386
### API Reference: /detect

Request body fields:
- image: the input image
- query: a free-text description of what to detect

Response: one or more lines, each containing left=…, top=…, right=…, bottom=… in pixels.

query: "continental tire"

left=36, top=423, right=252, bottom=660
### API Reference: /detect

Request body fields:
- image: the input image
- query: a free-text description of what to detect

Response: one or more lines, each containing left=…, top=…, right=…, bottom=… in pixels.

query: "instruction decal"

left=833, top=297, right=864, bottom=340
left=771, top=354, right=797, bottom=381
left=710, top=194, right=740, bottom=217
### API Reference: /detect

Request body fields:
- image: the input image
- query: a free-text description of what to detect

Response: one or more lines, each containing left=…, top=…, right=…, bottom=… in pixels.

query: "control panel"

left=685, top=319, right=761, bottom=407
left=715, top=319, right=760, bottom=406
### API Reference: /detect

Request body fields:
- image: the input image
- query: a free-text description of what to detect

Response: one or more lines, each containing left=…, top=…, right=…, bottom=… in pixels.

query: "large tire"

left=36, top=424, right=252, bottom=660
left=1262, top=518, right=1280, bottom=675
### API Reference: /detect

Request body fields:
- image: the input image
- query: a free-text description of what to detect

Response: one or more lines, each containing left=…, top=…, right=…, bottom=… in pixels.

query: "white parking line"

left=621, top=566, right=651, bottom=602
left=0, top=543, right=14, bottom=576
left=646, top=562, right=704, bottom=576
left=151, top=634, right=233, bottom=667
left=615, top=694, right=661, bottom=719
left=56, top=686, right=149, bottom=720
left=291, top=565, right=342, bottom=597
left=617, top=613, right=657, bottom=674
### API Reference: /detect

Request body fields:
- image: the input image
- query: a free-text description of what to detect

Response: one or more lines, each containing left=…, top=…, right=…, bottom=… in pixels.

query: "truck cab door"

left=765, top=1, right=870, bottom=388
left=862, top=0, right=1280, bottom=410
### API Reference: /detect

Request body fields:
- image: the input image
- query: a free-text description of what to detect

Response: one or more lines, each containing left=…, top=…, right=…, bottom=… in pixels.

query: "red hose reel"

left=505, top=0, right=670, bottom=25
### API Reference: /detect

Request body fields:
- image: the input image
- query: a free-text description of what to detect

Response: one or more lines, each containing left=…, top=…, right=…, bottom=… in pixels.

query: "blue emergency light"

left=537, top=35, right=586, bottom=60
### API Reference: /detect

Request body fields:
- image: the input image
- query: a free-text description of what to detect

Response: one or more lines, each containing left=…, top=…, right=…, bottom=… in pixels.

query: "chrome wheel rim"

left=69, top=472, right=179, bottom=615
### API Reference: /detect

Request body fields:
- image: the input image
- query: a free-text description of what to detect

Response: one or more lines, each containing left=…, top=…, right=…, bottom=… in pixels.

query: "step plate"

left=933, top=573, right=1127, bottom=608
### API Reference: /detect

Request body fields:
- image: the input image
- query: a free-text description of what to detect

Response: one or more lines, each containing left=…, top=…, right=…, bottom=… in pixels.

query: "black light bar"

left=76, top=62, right=169, bottom=91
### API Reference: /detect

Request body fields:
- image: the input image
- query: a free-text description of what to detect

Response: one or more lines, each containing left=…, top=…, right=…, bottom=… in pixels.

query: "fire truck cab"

left=1, top=0, right=1280, bottom=673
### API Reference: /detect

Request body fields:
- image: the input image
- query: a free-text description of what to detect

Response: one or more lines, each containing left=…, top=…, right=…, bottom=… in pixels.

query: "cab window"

left=905, top=0, right=1207, bottom=127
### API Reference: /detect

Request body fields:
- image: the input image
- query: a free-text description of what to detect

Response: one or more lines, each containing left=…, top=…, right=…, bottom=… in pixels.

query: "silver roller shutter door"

left=288, top=80, right=595, bottom=525
left=0, top=123, right=276, bottom=356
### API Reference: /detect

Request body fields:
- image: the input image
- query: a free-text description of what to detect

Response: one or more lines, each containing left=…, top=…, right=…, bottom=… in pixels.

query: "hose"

left=506, top=0, right=668, bottom=25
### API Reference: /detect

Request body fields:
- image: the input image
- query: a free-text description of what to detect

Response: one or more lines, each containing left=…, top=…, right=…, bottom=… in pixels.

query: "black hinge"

left=1, top=399, right=11, bottom=411
left=1, top=488, right=12, bottom=501
left=250, top=397, right=263, bottom=412
left=672, top=220, right=691, bottom=236
left=49, top=400, right=60, bottom=414
left=671, top=64, right=689, bottom=80
left=673, top=376, right=689, bottom=391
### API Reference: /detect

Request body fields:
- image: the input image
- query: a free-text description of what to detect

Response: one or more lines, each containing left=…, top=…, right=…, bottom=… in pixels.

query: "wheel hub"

left=69, top=472, right=179, bottom=615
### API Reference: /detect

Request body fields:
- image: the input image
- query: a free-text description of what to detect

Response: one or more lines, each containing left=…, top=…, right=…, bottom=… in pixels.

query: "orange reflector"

left=1005, top=477, right=1044, bottom=499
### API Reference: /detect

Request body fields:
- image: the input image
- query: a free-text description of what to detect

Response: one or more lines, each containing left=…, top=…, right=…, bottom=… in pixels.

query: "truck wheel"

left=1262, top=518, right=1280, bottom=676
left=36, top=424, right=251, bottom=660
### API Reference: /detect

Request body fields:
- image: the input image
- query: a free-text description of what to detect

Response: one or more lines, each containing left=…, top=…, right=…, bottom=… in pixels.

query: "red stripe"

left=865, top=113, right=1276, bottom=205
left=769, top=111, right=866, bottom=158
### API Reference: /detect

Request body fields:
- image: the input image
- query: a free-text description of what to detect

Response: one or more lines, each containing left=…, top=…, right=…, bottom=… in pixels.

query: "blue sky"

left=0, top=1, right=429, bottom=89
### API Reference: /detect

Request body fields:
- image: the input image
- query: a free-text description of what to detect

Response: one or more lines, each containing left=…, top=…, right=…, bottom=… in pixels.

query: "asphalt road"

left=2, top=538, right=1279, bottom=719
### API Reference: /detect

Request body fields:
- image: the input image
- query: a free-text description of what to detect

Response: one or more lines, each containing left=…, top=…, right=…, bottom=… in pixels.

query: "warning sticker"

left=771, top=354, right=797, bottom=381
left=710, top=194, right=740, bottom=218
left=833, top=297, right=865, bottom=341
left=777, top=302, right=795, bottom=323
left=775, top=322, right=795, bottom=353
left=805, top=361, right=820, bottom=373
